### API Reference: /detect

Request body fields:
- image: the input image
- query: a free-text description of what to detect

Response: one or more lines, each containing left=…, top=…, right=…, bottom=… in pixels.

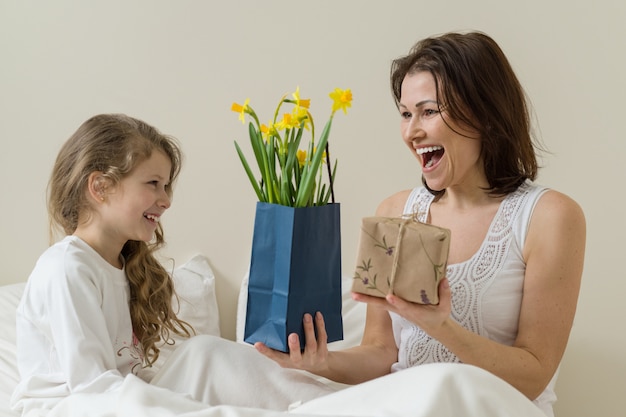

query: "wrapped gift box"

left=351, top=216, right=451, bottom=304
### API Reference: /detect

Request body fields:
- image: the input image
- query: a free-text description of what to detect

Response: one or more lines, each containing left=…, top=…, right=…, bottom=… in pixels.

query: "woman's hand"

left=352, top=278, right=453, bottom=338
left=254, top=311, right=330, bottom=374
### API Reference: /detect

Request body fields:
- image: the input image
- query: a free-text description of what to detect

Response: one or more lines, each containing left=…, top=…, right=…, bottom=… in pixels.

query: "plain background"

left=1, top=1, right=623, bottom=416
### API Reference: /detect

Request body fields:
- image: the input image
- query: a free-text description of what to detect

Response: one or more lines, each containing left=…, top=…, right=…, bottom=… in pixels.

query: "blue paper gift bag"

left=244, top=202, right=343, bottom=352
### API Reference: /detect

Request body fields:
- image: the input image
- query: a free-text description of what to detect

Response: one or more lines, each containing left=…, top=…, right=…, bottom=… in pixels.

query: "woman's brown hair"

left=48, top=113, right=193, bottom=366
left=391, top=31, right=540, bottom=196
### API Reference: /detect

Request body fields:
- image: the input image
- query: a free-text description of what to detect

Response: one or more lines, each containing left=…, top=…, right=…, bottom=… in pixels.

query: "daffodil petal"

left=329, top=88, right=352, bottom=114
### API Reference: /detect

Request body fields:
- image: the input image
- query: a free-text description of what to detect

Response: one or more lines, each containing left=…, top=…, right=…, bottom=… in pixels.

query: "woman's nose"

left=404, top=117, right=425, bottom=141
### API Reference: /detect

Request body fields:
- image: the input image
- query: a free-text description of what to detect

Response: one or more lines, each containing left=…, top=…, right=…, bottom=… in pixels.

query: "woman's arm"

left=355, top=190, right=586, bottom=399
left=254, top=304, right=398, bottom=384
left=255, top=191, right=413, bottom=384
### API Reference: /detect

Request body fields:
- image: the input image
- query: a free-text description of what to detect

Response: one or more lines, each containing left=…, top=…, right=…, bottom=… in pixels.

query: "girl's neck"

left=73, top=228, right=124, bottom=269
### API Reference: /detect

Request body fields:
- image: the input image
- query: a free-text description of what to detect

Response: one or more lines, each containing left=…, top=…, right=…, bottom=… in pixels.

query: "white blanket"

left=38, top=363, right=545, bottom=417
left=2, top=262, right=547, bottom=417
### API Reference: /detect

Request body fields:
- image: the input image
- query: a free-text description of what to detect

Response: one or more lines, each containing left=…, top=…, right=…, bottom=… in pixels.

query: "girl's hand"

left=352, top=278, right=452, bottom=337
left=254, top=311, right=330, bottom=374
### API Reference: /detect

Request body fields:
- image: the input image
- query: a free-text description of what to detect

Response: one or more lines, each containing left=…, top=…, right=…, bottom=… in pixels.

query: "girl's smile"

left=74, top=150, right=172, bottom=267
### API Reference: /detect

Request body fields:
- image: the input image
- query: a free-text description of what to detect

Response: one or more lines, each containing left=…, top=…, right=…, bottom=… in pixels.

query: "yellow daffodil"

left=275, top=113, right=300, bottom=130
left=232, top=86, right=351, bottom=207
left=231, top=98, right=250, bottom=124
left=292, top=86, right=311, bottom=109
left=296, top=149, right=307, bottom=168
left=293, top=107, right=311, bottom=130
left=329, top=88, right=352, bottom=115
left=313, top=147, right=327, bottom=162
left=260, top=123, right=278, bottom=142
left=297, top=148, right=327, bottom=168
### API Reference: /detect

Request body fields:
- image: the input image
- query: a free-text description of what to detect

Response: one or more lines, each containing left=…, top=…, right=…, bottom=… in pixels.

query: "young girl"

left=11, top=114, right=193, bottom=414
left=10, top=113, right=340, bottom=416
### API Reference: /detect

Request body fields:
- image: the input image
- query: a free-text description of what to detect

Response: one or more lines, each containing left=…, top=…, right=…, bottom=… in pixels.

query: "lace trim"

left=395, top=183, right=532, bottom=367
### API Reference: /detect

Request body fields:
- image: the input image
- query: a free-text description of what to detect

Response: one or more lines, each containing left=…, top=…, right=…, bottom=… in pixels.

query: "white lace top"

left=389, top=181, right=557, bottom=416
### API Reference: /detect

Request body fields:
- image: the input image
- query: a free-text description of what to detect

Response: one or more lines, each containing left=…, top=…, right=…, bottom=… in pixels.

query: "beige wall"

left=1, top=1, right=623, bottom=415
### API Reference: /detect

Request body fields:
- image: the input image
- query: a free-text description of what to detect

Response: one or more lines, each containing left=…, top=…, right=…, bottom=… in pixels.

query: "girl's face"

left=100, top=150, right=172, bottom=247
left=399, top=71, right=484, bottom=192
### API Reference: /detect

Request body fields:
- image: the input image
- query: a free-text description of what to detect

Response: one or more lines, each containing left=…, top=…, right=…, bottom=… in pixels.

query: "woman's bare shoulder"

left=535, top=189, right=585, bottom=224
left=375, top=189, right=414, bottom=217
left=526, top=188, right=586, bottom=258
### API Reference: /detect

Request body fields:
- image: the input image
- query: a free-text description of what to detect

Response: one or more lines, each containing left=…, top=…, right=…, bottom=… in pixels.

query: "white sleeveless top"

left=389, top=181, right=557, bottom=417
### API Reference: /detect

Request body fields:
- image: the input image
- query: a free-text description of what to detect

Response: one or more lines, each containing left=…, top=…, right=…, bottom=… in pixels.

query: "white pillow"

left=327, top=275, right=367, bottom=351
left=153, top=255, right=221, bottom=369
left=0, top=282, right=25, bottom=411
left=235, top=273, right=366, bottom=350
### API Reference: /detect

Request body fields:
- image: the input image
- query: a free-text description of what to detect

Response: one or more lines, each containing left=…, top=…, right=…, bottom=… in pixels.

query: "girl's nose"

left=158, top=190, right=171, bottom=209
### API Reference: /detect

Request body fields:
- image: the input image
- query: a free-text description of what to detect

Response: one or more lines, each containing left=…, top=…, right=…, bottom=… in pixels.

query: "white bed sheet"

left=0, top=283, right=22, bottom=417
left=1, top=260, right=546, bottom=417
left=37, top=363, right=546, bottom=417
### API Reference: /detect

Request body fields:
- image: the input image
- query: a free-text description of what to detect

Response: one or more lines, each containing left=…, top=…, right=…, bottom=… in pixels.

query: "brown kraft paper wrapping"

left=352, top=216, right=451, bottom=304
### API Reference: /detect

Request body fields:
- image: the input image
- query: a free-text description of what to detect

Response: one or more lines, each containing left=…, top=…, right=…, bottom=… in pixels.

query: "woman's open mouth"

left=417, top=145, right=444, bottom=169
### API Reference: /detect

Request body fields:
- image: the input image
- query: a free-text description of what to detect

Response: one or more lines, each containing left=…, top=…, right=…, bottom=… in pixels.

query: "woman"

left=256, top=31, right=586, bottom=417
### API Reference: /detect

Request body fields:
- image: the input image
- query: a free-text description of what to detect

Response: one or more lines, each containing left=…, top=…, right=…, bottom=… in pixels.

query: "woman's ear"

left=87, top=171, right=109, bottom=203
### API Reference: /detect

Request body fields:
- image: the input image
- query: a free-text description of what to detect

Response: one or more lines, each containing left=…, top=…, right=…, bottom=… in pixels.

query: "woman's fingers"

left=352, top=278, right=453, bottom=335
left=254, top=342, right=291, bottom=365
left=302, top=313, right=318, bottom=354
left=255, top=312, right=330, bottom=372
left=314, top=311, right=328, bottom=347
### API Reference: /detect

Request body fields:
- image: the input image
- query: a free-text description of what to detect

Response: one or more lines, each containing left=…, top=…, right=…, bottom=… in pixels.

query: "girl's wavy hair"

left=48, top=113, right=193, bottom=367
left=390, top=31, right=541, bottom=197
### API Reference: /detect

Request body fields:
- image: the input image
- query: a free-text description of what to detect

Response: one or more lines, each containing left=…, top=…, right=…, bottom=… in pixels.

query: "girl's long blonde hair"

left=48, top=113, right=193, bottom=366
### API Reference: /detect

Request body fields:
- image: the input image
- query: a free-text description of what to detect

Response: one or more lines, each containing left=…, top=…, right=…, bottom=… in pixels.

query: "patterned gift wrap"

left=352, top=216, right=451, bottom=304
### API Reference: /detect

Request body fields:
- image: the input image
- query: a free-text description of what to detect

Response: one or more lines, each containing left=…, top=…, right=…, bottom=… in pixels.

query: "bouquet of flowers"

left=231, top=86, right=352, bottom=208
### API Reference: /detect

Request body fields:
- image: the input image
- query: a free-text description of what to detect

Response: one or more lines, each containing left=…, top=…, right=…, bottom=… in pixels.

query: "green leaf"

left=320, top=160, right=338, bottom=204
left=234, top=141, right=265, bottom=201
left=247, top=123, right=270, bottom=199
left=295, top=117, right=334, bottom=207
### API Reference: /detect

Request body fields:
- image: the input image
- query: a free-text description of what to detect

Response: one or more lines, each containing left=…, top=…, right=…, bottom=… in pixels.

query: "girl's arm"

left=22, top=249, right=132, bottom=393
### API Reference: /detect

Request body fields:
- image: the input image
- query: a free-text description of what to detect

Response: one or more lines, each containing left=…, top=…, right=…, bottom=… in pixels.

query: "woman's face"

left=398, top=71, right=485, bottom=192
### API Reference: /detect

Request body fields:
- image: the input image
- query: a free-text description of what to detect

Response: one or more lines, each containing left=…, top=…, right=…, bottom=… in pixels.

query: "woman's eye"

left=424, top=109, right=439, bottom=117
left=400, top=111, right=412, bottom=119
